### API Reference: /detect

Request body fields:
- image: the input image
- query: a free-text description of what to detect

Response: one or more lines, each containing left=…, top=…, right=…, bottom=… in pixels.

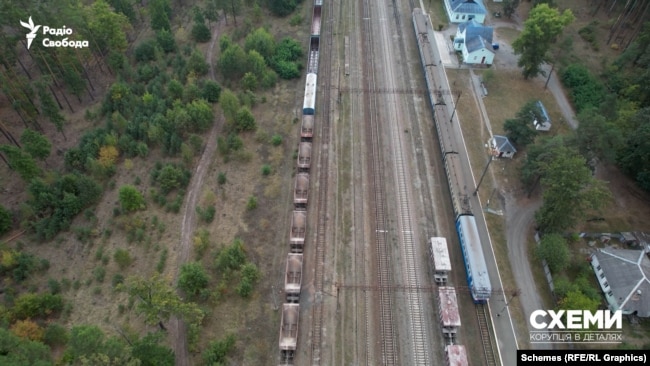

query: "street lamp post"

left=449, top=91, right=462, bottom=123
left=473, top=155, right=493, bottom=196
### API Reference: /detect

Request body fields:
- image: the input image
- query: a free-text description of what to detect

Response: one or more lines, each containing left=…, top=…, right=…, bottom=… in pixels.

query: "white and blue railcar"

left=456, top=215, right=491, bottom=303
left=303, top=73, right=318, bottom=115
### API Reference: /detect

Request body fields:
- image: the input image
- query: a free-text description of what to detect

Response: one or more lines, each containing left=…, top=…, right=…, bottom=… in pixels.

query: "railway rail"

left=476, top=304, right=498, bottom=366
left=360, top=0, right=397, bottom=364
left=309, top=2, right=333, bottom=364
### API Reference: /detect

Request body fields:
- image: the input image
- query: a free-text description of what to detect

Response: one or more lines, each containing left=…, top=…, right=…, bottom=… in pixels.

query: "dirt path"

left=169, top=20, right=223, bottom=366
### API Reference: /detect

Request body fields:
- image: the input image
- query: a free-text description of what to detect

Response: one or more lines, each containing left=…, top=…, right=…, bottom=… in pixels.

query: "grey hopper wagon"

left=284, top=254, right=303, bottom=303
left=289, top=211, right=307, bottom=253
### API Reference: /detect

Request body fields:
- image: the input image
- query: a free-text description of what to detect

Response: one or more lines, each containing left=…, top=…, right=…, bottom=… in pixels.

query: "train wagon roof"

left=302, top=115, right=314, bottom=131
left=458, top=215, right=492, bottom=295
left=279, top=304, right=300, bottom=350
left=445, top=345, right=468, bottom=366
left=285, top=254, right=303, bottom=292
left=303, top=73, right=318, bottom=112
left=295, top=173, right=309, bottom=191
left=431, top=237, right=451, bottom=272
left=438, top=286, right=461, bottom=327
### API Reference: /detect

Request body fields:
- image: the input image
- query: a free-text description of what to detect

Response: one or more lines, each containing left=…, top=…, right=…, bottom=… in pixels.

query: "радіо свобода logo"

left=19, top=16, right=89, bottom=50
left=20, top=16, right=40, bottom=49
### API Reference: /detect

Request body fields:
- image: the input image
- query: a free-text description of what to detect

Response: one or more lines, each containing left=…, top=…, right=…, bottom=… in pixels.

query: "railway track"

left=375, top=0, right=430, bottom=364
left=360, top=0, right=398, bottom=364
left=476, top=304, right=498, bottom=366
left=309, top=2, right=333, bottom=365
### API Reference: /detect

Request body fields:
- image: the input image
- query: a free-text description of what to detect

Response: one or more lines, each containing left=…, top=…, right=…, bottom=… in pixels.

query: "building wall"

left=463, top=47, right=494, bottom=65
left=445, top=0, right=487, bottom=23
left=590, top=256, right=625, bottom=314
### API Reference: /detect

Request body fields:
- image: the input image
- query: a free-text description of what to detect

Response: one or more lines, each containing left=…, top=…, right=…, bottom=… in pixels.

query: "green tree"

left=191, top=21, right=211, bottom=43
left=202, top=334, right=236, bottom=365
left=204, top=0, right=220, bottom=28
left=178, top=262, right=210, bottom=296
left=558, top=290, right=599, bottom=314
left=201, top=80, right=222, bottom=103
left=218, top=44, right=247, bottom=80
left=135, top=40, right=158, bottom=62
left=269, top=0, right=298, bottom=16
left=0, top=145, right=41, bottom=181
left=245, top=28, right=276, bottom=61
left=188, top=50, right=209, bottom=76
left=156, top=29, right=176, bottom=53
left=121, top=275, right=204, bottom=328
left=131, top=333, right=174, bottom=366
left=526, top=137, right=611, bottom=233
left=247, top=50, right=267, bottom=78
left=535, top=233, right=570, bottom=273
left=37, top=81, right=66, bottom=138
left=85, top=0, right=130, bottom=55
left=241, top=72, right=258, bottom=91
left=234, top=107, right=256, bottom=132
left=68, top=325, right=105, bottom=360
left=0, top=205, right=11, bottom=235
left=108, top=0, right=137, bottom=23
left=186, top=99, right=214, bottom=132
left=219, top=89, right=240, bottom=123
left=216, top=238, right=246, bottom=271
left=20, top=129, right=51, bottom=160
left=150, top=0, right=172, bottom=31
left=502, top=0, right=520, bottom=19
left=512, top=4, right=574, bottom=79
left=0, top=328, right=51, bottom=365
left=503, top=100, right=542, bottom=147
left=617, top=109, right=650, bottom=191
left=575, top=108, right=623, bottom=164
left=118, top=185, right=145, bottom=212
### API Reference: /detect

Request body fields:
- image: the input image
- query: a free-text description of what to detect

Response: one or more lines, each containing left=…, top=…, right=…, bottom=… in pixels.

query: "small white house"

left=533, top=100, right=552, bottom=131
left=488, top=135, right=516, bottom=159
left=444, top=0, right=488, bottom=24
left=454, top=20, right=495, bottom=65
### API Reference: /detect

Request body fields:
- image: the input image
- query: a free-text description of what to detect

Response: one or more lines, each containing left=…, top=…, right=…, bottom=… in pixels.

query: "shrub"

left=191, top=22, right=211, bottom=43
left=112, top=274, right=125, bottom=288
left=271, top=134, right=282, bottom=146
left=289, top=14, right=302, bottom=26
left=196, top=205, right=216, bottom=223
left=93, top=266, right=106, bottom=283
left=202, top=334, right=236, bottom=365
left=12, top=293, right=64, bottom=320
left=246, top=196, right=257, bottom=210
left=114, top=248, right=133, bottom=269
left=261, top=164, right=272, bottom=176
left=0, top=205, right=12, bottom=235
left=134, top=40, right=157, bottom=62
left=217, top=172, right=227, bottom=185
left=178, top=262, right=210, bottom=296
left=43, top=323, right=68, bottom=347
left=48, top=278, right=62, bottom=294
left=216, top=238, right=246, bottom=272
left=119, top=185, right=145, bottom=212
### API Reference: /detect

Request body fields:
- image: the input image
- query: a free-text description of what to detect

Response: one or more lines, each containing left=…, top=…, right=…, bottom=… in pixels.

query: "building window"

left=607, top=291, right=613, bottom=297
left=597, top=265, right=601, bottom=270
left=462, top=15, right=466, bottom=20
left=600, top=273, right=605, bottom=279
left=456, top=15, right=459, bottom=20
left=604, top=282, right=609, bottom=288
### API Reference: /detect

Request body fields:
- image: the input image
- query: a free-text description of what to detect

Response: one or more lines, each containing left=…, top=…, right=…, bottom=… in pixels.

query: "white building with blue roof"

left=591, top=247, right=650, bottom=317
left=444, top=0, right=488, bottom=24
left=453, top=20, right=495, bottom=65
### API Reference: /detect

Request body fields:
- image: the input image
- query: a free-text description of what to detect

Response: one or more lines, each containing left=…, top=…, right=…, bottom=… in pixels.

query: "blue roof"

left=459, top=20, right=493, bottom=53
left=449, top=0, right=487, bottom=15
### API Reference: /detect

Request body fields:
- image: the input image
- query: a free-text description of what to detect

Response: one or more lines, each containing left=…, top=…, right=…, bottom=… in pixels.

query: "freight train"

left=279, top=1, right=323, bottom=365
left=412, top=8, right=491, bottom=305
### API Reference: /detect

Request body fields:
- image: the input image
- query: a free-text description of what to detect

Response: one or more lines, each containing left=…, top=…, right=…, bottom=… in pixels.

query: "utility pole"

left=449, top=91, right=462, bottom=123
left=473, top=156, right=493, bottom=196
